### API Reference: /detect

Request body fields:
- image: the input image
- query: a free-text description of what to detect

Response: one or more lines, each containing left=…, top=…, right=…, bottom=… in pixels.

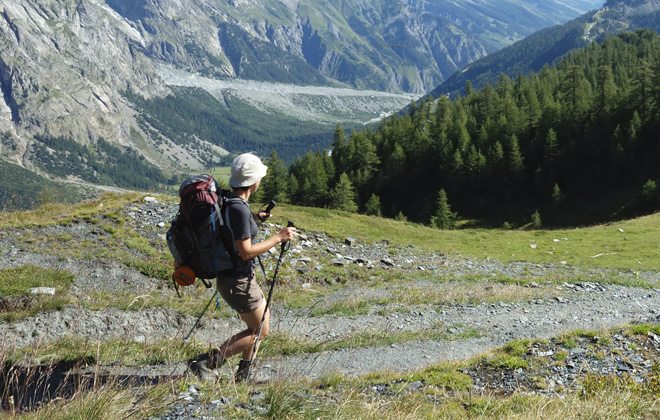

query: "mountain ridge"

left=429, top=0, right=660, bottom=98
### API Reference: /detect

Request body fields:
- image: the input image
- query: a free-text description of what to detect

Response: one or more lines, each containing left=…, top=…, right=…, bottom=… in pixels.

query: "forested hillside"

left=430, top=0, right=660, bottom=98
left=262, top=31, right=660, bottom=227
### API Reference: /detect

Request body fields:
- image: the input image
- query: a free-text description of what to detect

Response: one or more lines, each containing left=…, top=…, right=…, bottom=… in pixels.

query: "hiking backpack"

left=166, top=175, right=239, bottom=291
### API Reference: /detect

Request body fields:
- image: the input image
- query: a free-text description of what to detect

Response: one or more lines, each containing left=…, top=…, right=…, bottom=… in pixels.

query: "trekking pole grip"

left=282, top=221, right=295, bottom=252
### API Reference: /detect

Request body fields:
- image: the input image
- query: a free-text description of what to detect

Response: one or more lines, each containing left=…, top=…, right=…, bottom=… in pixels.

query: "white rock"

left=30, top=287, right=56, bottom=295
left=143, top=196, right=158, bottom=203
left=157, top=222, right=165, bottom=228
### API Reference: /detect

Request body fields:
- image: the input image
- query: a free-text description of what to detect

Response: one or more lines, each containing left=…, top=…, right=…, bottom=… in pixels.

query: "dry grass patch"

left=395, top=282, right=555, bottom=306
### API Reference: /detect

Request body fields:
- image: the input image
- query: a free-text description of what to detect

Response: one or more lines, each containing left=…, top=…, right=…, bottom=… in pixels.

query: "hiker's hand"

left=278, top=227, right=297, bottom=243
left=257, top=210, right=271, bottom=221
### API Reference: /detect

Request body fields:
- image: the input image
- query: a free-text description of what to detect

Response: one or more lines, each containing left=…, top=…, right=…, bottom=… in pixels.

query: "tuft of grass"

left=410, top=363, right=472, bottom=391
left=0, top=265, right=74, bottom=297
left=19, top=382, right=173, bottom=420
left=483, top=354, right=529, bottom=370
left=627, top=324, right=660, bottom=336
left=501, top=339, right=535, bottom=357
left=554, top=350, right=569, bottom=361
left=310, top=297, right=385, bottom=317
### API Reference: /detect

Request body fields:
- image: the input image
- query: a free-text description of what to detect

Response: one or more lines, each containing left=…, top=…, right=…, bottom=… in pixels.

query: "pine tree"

left=364, top=194, right=382, bottom=216
left=560, top=64, right=591, bottom=122
left=330, top=173, right=358, bottom=212
left=552, top=183, right=563, bottom=203
left=631, top=59, right=655, bottom=118
left=530, top=210, right=542, bottom=229
left=544, top=128, right=559, bottom=166
left=290, top=152, right=331, bottom=207
left=331, top=124, right=349, bottom=175
left=628, top=111, right=642, bottom=143
left=596, top=64, right=617, bottom=114
left=261, top=150, right=289, bottom=203
left=431, top=189, right=456, bottom=229
left=506, top=134, right=524, bottom=174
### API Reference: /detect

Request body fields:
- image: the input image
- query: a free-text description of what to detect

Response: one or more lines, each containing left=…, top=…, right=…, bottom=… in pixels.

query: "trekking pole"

left=249, top=221, right=294, bottom=365
left=183, top=289, right=218, bottom=342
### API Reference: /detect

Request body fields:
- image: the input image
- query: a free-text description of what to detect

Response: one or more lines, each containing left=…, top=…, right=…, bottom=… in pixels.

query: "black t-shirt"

left=224, top=198, right=258, bottom=276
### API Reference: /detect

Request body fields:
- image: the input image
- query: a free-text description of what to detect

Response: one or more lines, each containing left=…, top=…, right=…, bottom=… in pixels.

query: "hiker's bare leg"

left=216, top=300, right=270, bottom=361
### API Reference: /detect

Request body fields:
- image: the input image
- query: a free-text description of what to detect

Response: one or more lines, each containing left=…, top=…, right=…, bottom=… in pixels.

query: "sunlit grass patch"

left=0, top=265, right=75, bottom=322
left=278, top=205, right=660, bottom=271
left=0, top=193, right=151, bottom=229
left=626, top=324, right=660, bottom=336
left=410, top=363, right=472, bottom=391
left=0, top=265, right=74, bottom=297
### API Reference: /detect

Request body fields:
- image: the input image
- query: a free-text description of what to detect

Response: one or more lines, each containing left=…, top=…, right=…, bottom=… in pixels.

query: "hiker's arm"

left=235, top=227, right=297, bottom=261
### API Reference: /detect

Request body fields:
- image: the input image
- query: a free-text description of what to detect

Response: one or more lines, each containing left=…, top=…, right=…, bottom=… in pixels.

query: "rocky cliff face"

left=0, top=0, right=169, bottom=168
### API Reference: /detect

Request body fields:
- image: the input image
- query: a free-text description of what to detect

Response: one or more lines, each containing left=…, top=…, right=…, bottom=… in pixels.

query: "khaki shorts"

left=217, top=273, right=265, bottom=313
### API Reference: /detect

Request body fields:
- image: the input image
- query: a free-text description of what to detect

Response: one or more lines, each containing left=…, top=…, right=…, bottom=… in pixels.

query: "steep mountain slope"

left=430, top=0, right=660, bottom=97
left=106, top=0, right=602, bottom=94
left=0, top=0, right=166, bottom=166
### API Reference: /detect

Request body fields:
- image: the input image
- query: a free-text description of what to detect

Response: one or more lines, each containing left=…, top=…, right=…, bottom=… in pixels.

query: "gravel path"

left=2, top=282, right=657, bottom=380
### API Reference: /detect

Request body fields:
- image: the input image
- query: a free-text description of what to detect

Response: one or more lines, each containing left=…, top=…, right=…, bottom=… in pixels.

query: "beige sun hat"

left=229, top=153, right=268, bottom=188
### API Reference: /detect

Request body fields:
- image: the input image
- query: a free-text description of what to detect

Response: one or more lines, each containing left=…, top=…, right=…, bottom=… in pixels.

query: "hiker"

left=190, top=153, right=297, bottom=382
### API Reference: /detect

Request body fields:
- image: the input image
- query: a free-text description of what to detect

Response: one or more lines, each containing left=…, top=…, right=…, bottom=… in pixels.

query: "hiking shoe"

left=208, top=349, right=225, bottom=370
left=234, top=359, right=253, bottom=383
left=189, top=358, right=220, bottom=383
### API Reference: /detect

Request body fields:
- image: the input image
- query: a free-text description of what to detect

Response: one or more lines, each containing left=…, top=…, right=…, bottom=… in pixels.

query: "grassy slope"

left=2, top=194, right=658, bottom=271
left=278, top=205, right=660, bottom=271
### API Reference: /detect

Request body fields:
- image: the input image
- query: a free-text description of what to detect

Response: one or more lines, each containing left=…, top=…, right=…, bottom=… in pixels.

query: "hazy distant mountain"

left=429, top=0, right=660, bottom=98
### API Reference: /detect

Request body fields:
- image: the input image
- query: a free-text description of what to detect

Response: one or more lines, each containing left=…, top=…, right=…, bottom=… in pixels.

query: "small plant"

left=561, top=338, right=578, bottom=349
left=502, top=339, right=534, bottom=357
left=412, top=364, right=472, bottom=391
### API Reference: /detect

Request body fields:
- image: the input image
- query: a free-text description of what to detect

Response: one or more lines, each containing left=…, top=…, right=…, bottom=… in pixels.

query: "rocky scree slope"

left=0, top=197, right=657, bottom=386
